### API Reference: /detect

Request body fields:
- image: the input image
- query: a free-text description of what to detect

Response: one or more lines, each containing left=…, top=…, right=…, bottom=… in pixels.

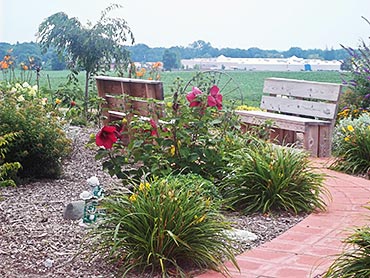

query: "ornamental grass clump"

left=331, top=113, right=370, bottom=176
left=220, top=140, right=327, bottom=213
left=90, top=174, right=238, bottom=277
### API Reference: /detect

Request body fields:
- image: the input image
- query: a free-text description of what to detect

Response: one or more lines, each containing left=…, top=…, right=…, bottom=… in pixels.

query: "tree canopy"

left=36, top=4, right=135, bottom=113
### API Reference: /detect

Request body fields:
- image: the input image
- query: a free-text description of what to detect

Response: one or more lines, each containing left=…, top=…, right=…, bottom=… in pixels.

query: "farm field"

left=5, top=69, right=344, bottom=107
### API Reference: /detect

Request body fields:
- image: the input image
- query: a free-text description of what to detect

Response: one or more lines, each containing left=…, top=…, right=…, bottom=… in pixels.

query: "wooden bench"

left=235, top=78, right=343, bottom=157
left=95, top=76, right=164, bottom=126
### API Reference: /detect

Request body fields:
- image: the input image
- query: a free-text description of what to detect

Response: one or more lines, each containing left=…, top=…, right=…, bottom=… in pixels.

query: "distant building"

left=181, top=55, right=342, bottom=71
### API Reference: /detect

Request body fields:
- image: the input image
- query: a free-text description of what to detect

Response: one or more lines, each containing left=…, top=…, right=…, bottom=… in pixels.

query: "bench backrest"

left=95, top=76, right=164, bottom=124
left=261, top=78, right=343, bottom=121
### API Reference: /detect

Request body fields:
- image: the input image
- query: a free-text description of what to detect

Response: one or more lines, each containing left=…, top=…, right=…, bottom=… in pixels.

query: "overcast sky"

left=1, top=0, right=369, bottom=50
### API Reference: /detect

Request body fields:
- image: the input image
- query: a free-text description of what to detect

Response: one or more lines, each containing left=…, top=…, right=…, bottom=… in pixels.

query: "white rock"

left=44, top=258, right=54, bottom=268
left=226, top=228, right=258, bottom=242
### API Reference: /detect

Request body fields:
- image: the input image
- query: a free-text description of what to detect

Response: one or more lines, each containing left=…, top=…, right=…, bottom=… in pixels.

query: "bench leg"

left=270, top=129, right=296, bottom=145
left=303, top=126, right=319, bottom=157
left=318, top=126, right=332, bottom=157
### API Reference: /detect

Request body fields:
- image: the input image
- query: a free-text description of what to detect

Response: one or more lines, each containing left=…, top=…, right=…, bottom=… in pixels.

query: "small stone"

left=226, top=228, right=258, bottom=242
left=44, top=258, right=54, bottom=268
left=63, top=201, right=85, bottom=220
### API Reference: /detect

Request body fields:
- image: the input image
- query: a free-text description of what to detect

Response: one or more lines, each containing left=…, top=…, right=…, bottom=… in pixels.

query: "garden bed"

left=0, top=126, right=307, bottom=278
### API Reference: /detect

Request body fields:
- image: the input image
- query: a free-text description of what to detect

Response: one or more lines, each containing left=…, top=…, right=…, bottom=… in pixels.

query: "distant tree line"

left=0, top=40, right=350, bottom=71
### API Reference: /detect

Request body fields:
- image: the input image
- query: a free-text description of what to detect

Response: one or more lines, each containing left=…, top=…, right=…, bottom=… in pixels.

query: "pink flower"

left=149, top=119, right=157, bottom=129
left=207, top=85, right=222, bottom=110
left=186, top=87, right=203, bottom=107
left=96, top=126, right=118, bottom=149
left=149, top=119, right=158, bottom=137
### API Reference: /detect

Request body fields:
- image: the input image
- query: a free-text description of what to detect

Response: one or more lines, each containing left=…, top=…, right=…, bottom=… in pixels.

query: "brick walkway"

left=197, top=158, right=370, bottom=278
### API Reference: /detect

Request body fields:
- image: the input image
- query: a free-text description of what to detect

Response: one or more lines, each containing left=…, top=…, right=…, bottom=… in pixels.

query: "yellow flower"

left=166, top=102, right=173, bottom=108
left=194, top=214, right=206, bottom=224
left=139, top=182, right=150, bottom=191
left=347, top=125, right=354, bottom=132
left=129, top=194, right=137, bottom=202
left=341, top=127, right=346, bottom=133
left=170, top=145, right=176, bottom=156
left=55, top=98, right=62, bottom=105
left=344, top=136, right=350, bottom=142
left=17, top=95, right=25, bottom=102
left=122, top=118, right=128, bottom=124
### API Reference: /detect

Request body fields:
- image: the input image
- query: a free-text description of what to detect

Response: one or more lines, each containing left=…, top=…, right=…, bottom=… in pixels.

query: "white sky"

left=1, top=0, right=369, bottom=50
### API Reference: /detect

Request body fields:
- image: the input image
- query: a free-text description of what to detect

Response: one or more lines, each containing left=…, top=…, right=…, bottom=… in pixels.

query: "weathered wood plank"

left=303, top=125, right=319, bottom=157
left=318, top=125, right=332, bottom=157
left=260, top=96, right=338, bottom=119
left=95, top=76, right=164, bottom=100
left=236, top=110, right=330, bottom=124
left=263, top=77, right=343, bottom=102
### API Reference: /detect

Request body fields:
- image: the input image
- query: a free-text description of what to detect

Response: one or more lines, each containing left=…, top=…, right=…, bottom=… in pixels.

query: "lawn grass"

left=2, top=69, right=343, bottom=107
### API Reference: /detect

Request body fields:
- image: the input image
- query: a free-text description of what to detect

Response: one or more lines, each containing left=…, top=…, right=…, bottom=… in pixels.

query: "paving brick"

left=195, top=165, right=370, bottom=278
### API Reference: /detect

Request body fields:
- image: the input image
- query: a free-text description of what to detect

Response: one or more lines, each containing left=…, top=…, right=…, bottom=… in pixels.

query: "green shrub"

left=220, top=140, right=327, bottom=213
left=331, top=113, right=370, bottom=176
left=324, top=206, right=370, bottom=278
left=90, top=174, right=238, bottom=277
left=0, top=81, right=72, bottom=180
left=0, top=132, right=21, bottom=186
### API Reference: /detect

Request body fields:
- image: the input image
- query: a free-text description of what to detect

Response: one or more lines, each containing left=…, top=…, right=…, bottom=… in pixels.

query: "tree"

left=37, top=4, right=134, bottom=114
left=162, top=49, right=180, bottom=70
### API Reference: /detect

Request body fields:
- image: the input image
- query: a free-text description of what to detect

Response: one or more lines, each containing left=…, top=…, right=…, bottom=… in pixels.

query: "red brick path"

left=196, top=158, right=370, bottom=278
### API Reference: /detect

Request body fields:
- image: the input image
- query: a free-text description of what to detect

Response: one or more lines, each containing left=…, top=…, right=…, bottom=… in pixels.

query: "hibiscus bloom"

left=96, top=126, right=118, bottom=149
left=207, top=85, right=222, bottom=110
left=186, top=87, right=203, bottom=107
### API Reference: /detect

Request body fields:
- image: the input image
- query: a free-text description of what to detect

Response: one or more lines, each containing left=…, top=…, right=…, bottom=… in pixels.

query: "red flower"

left=149, top=119, right=158, bottom=136
left=149, top=119, right=157, bottom=129
left=207, top=85, right=222, bottom=110
left=186, top=87, right=203, bottom=107
left=70, top=100, right=76, bottom=107
left=96, top=126, right=118, bottom=149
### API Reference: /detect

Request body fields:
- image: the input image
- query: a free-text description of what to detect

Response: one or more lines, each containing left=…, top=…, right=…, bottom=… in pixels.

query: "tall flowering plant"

left=339, top=17, right=370, bottom=119
left=95, top=77, right=241, bottom=181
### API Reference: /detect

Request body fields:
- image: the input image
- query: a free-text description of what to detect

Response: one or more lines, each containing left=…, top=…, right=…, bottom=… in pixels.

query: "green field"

left=6, top=70, right=343, bottom=107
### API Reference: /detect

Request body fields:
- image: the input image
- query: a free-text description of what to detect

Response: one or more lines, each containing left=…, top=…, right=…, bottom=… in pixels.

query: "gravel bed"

left=0, top=127, right=307, bottom=278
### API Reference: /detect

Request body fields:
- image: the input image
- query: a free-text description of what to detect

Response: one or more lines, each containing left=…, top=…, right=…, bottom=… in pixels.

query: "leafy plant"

left=331, top=114, right=370, bottom=176
left=0, top=81, right=71, bottom=180
left=324, top=205, right=370, bottom=278
left=0, top=132, right=22, bottom=187
left=220, top=140, right=327, bottom=213
left=89, top=174, right=238, bottom=277
left=95, top=75, right=242, bottom=182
